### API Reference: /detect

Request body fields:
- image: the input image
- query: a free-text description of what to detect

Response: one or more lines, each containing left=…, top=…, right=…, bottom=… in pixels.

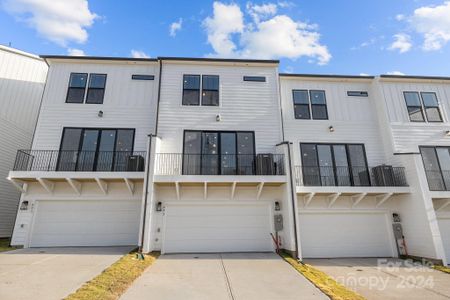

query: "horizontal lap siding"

left=157, top=63, right=282, bottom=153
left=280, top=78, right=388, bottom=166
left=32, top=62, right=159, bottom=151
left=380, top=82, right=450, bottom=152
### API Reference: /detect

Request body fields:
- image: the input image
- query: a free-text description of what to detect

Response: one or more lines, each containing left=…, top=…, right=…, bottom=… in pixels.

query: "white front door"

left=30, top=199, right=140, bottom=247
left=163, top=203, right=273, bottom=253
left=299, top=211, right=394, bottom=258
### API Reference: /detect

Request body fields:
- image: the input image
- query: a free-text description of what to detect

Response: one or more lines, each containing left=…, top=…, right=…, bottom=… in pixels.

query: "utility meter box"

left=274, top=214, right=283, bottom=232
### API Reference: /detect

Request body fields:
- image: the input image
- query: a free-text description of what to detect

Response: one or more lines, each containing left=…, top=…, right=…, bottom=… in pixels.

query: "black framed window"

left=347, top=91, right=368, bottom=97
left=293, top=90, right=310, bottom=119
left=66, top=73, right=88, bottom=103
left=202, top=75, right=219, bottom=106
left=420, top=146, right=450, bottom=191
left=293, top=89, right=328, bottom=120
left=243, top=76, right=266, bottom=82
left=300, top=143, right=369, bottom=186
left=421, top=92, right=442, bottom=122
left=182, top=75, right=201, bottom=105
left=404, top=92, right=425, bottom=122
left=132, top=74, right=154, bottom=80
left=183, top=130, right=255, bottom=175
left=57, top=127, right=135, bottom=171
left=86, top=74, right=107, bottom=104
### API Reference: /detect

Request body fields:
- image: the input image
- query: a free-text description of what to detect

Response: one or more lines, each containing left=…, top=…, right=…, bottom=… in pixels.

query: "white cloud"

left=410, top=1, right=450, bottom=51
left=203, top=2, right=331, bottom=65
left=130, top=50, right=150, bottom=58
left=386, top=71, right=405, bottom=75
left=359, top=73, right=370, bottom=76
left=3, top=0, right=98, bottom=46
left=395, top=14, right=405, bottom=21
left=67, top=48, right=85, bottom=56
left=388, top=33, right=412, bottom=53
left=170, top=18, right=183, bottom=37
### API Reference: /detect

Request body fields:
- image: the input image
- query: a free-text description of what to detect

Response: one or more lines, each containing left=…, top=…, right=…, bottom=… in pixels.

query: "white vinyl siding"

left=299, top=211, right=394, bottom=258
left=30, top=200, right=140, bottom=247
left=438, top=217, right=450, bottom=266
left=163, top=203, right=273, bottom=253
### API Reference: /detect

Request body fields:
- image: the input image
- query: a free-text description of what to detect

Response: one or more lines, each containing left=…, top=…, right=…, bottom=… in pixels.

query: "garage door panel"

left=299, top=212, right=393, bottom=258
left=438, top=218, right=450, bottom=265
left=30, top=200, right=140, bottom=247
left=163, top=204, right=273, bottom=253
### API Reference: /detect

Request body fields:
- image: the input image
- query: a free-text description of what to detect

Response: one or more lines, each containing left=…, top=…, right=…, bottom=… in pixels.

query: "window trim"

left=420, top=92, right=443, bottom=123
left=85, top=73, right=107, bottom=104
left=65, top=72, right=88, bottom=104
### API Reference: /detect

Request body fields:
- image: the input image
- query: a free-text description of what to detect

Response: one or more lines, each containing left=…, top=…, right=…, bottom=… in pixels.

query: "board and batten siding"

left=156, top=62, right=283, bottom=153
left=32, top=60, right=160, bottom=152
left=378, top=80, right=450, bottom=153
left=280, top=77, right=390, bottom=168
left=0, top=46, right=48, bottom=237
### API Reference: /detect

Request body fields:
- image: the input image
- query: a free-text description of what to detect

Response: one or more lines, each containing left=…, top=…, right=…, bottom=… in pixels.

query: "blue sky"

left=1, top=0, right=450, bottom=76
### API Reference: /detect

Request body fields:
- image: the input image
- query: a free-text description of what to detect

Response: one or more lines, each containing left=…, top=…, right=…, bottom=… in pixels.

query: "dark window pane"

left=333, top=145, right=351, bottom=186
left=202, top=75, right=219, bottom=90
left=317, top=145, right=335, bottom=186
left=202, top=90, right=219, bottom=106
left=293, top=90, right=309, bottom=104
left=67, top=88, right=85, bottom=103
left=404, top=92, right=421, bottom=106
left=421, top=92, right=439, bottom=107
left=66, top=73, right=87, bottom=103
left=86, top=74, right=106, bottom=104
left=183, top=90, right=200, bottom=105
left=310, top=90, right=326, bottom=104
left=183, top=131, right=201, bottom=175
left=116, top=130, right=134, bottom=152
left=220, top=132, right=237, bottom=175
left=347, top=91, right=368, bottom=97
left=407, top=106, right=425, bottom=122
left=60, top=129, right=82, bottom=151
left=77, top=129, right=99, bottom=171
left=69, top=73, right=88, bottom=88
left=294, top=104, right=310, bottom=119
left=237, top=132, right=255, bottom=175
left=243, top=76, right=266, bottom=82
left=97, top=130, right=116, bottom=171
left=347, top=144, right=369, bottom=186
left=58, top=128, right=82, bottom=171
left=183, top=75, right=200, bottom=90
left=421, top=147, right=445, bottom=191
left=425, top=107, right=442, bottom=122
left=132, top=74, right=154, bottom=80
left=300, top=144, right=320, bottom=186
left=312, top=105, right=328, bottom=120
left=202, top=132, right=219, bottom=175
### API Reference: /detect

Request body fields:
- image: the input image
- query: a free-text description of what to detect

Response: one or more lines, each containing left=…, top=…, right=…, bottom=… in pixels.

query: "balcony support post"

left=8, top=177, right=27, bottom=194
left=352, top=193, right=367, bottom=208
left=95, top=178, right=108, bottom=195
left=376, top=193, right=393, bottom=208
left=37, top=178, right=54, bottom=194
left=175, top=182, right=180, bottom=201
left=66, top=178, right=81, bottom=195
left=124, top=178, right=135, bottom=195
left=256, top=182, right=264, bottom=201
left=327, top=193, right=341, bottom=208
left=304, top=192, right=315, bottom=207
left=437, top=199, right=450, bottom=211
left=230, top=182, right=237, bottom=200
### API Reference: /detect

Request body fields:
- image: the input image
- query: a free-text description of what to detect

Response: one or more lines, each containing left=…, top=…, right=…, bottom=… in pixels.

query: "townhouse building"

left=7, top=55, right=450, bottom=266
left=0, top=46, right=47, bottom=237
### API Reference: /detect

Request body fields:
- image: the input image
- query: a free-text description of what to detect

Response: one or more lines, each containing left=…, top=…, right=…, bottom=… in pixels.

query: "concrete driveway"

left=121, top=252, right=327, bottom=300
left=305, top=258, right=450, bottom=300
left=0, top=246, right=133, bottom=300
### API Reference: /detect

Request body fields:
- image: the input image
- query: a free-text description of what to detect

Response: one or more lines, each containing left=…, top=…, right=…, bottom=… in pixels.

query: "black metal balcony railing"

left=424, top=170, right=450, bottom=191
left=155, top=153, right=285, bottom=176
left=13, top=150, right=146, bottom=172
left=295, top=165, right=408, bottom=187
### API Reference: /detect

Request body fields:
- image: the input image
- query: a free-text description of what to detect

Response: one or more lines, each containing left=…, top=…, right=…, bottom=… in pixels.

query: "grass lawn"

left=65, top=251, right=159, bottom=300
left=433, top=265, right=450, bottom=274
left=0, top=238, right=17, bottom=253
left=281, top=252, right=366, bottom=300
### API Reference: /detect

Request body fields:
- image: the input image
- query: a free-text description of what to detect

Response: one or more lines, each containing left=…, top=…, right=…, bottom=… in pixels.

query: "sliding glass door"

left=300, top=143, right=369, bottom=186
left=183, top=131, right=255, bottom=175
left=420, top=146, right=450, bottom=191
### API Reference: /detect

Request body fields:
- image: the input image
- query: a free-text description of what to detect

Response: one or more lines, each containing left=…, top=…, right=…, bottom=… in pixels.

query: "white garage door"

left=438, top=217, right=450, bottom=266
left=163, top=203, right=273, bottom=253
left=30, top=200, right=140, bottom=247
left=299, top=212, right=394, bottom=258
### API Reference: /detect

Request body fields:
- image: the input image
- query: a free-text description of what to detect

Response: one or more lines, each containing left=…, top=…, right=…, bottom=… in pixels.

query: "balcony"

left=294, top=165, right=410, bottom=208
left=153, top=153, right=287, bottom=187
left=8, top=150, right=147, bottom=195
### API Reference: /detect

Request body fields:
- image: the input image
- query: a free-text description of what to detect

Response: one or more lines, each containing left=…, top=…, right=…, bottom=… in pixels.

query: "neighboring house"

left=7, top=55, right=450, bottom=266
left=0, top=45, right=47, bottom=237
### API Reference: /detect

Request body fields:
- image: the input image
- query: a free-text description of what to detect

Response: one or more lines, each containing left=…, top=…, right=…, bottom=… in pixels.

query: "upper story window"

left=404, top=91, right=443, bottom=122
left=347, top=91, right=368, bottom=97
left=66, top=73, right=107, bottom=104
left=132, top=74, right=154, bottom=80
left=182, top=74, right=219, bottom=106
left=293, top=89, right=328, bottom=120
left=243, top=76, right=266, bottom=82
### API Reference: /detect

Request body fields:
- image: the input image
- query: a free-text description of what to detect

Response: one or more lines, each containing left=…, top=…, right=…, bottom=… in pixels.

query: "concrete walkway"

left=305, top=258, right=450, bottom=300
left=0, top=247, right=132, bottom=300
left=121, top=252, right=327, bottom=300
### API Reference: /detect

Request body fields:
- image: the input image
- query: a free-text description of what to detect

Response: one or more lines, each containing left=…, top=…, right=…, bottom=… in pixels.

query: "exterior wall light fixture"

left=156, top=202, right=162, bottom=212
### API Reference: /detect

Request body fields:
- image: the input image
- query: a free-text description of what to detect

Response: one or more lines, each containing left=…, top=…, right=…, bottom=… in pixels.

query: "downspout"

left=277, top=140, right=299, bottom=260
left=138, top=134, right=152, bottom=254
